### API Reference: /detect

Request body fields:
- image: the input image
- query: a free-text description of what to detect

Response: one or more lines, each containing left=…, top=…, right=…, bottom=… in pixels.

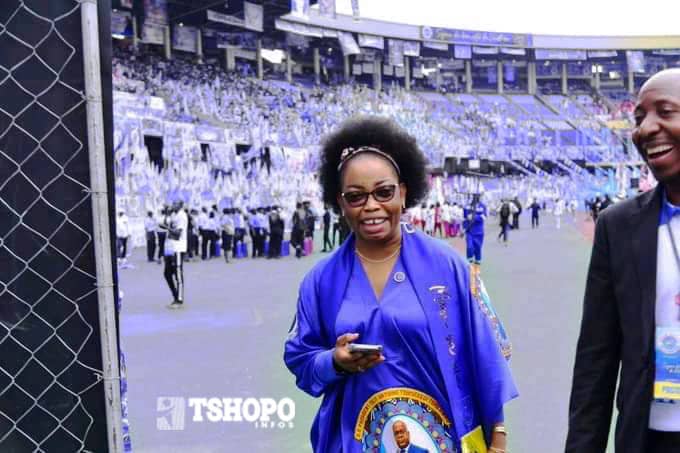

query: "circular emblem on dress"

left=393, top=271, right=406, bottom=283
left=354, top=388, right=455, bottom=453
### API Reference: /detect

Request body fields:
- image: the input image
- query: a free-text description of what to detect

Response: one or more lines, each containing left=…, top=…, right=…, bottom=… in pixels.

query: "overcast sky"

left=329, top=0, right=680, bottom=37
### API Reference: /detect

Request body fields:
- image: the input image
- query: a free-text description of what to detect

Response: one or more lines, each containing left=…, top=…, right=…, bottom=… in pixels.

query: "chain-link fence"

left=0, top=1, right=119, bottom=451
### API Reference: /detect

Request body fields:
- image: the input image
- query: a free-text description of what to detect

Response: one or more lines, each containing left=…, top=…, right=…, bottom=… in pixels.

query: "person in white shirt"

left=220, top=208, right=235, bottom=263
left=197, top=207, right=210, bottom=260
left=163, top=202, right=188, bottom=308
left=116, top=211, right=131, bottom=268
left=144, top=211, right=157, bottom=262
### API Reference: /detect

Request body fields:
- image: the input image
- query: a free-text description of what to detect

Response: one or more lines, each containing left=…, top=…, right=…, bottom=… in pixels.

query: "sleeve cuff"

left=314, top=349, right=344, bottom=385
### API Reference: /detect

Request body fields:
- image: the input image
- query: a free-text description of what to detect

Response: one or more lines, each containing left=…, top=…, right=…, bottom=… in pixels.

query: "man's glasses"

left=341, top=184, right=398, bottom=208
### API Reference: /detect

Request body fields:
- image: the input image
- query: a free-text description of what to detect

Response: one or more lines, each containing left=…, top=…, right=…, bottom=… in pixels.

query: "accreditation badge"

left=654, top=326, right=680, bottom=400
left=354, top=388, right=456, bottom=452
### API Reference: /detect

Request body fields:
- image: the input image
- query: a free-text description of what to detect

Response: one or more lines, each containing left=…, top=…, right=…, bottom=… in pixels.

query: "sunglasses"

left=341, top=184, right=398, bottom=208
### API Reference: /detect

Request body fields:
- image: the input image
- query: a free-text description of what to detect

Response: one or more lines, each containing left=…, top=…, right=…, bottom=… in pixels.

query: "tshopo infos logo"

left=156, top=396, right=296, bottom=431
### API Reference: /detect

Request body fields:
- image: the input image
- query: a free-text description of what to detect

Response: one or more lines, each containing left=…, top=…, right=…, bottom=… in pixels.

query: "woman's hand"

left=332, top=333, right=385, bottom=374
left=488, top=427, right=507, bottom=453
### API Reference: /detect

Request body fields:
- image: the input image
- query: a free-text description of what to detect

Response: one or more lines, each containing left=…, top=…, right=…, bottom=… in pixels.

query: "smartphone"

left=347, top=343, right=383, bottom=354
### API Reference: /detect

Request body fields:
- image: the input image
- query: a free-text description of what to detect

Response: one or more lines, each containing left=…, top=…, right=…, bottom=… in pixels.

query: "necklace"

left=355, top=245, right=401, bottom=263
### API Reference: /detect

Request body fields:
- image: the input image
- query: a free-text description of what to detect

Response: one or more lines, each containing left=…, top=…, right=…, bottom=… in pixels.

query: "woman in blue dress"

left=284, top=117, right=517, bottom=453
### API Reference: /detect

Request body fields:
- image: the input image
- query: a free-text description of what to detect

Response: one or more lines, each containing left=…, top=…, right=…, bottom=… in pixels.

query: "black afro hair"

left=318, top=116, right=429, bottom=213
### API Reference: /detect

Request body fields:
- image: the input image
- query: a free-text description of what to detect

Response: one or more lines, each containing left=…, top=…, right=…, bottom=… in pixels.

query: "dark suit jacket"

left=566, top=186, right=663, bottom=453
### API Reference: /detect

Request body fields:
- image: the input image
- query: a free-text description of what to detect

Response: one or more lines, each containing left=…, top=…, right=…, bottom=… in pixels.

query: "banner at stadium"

left=142, top=22, right=165, bottom=45
left=423, top=41, right=449, bottom=51
left=403, top=41, right=420, bottom=57
left=534, top=49, right=587, bottom=60
left=286, top=32, right=309, bottom=48
left=587, top=50, right=618, bottom=59
left=111, top=10, right=132, bottom=37
left=454, top=45, right=472, bottom=59
left=421, top=26, right=531, bottom=48
left=388, top=39, right=404, bottom=66
left=172, top=25, right=198, bottom=53
left=207, top=9, right=245, bottom=28
left=358, top=34, right=384, bottom=50
left=275, top=18, right=324, bottom=37
left=352, top=63, right=363, bottom=75
left=395, top=65, right=405, bottom=78
left=290, top=0, right=310, bottom=19
left=652, top=49, right=680, bottom=56
left=362, top=62, right=374, bottom=74
left=244, top=2, right=264, bottom=32
left=319, top=0, right=337, bottom=18
left=383, top=65, right=394, bottom=76
left=626, top=50, right=645, bottom=73
left=501, top=47, right=525, bottom=56
left=144, top=0, right=168, bottom=25
left=473, top=46, right=499, bottom=55
left=338, top=32, right=360, bottom=56
left=195, top=125, right=227, bottom=143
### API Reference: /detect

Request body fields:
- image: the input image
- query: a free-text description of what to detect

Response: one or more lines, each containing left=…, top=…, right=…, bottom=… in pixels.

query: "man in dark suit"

left=567, top=69, right=680, bottom=453
left=391, top=420, right=429, bottom=453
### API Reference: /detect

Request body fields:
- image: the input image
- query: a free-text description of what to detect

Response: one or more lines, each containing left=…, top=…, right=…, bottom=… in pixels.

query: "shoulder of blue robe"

left=401, top=227, right=518, bottom=438
left=283, top=240, right=354, bottom=452
left=283, top=235, right=355, bottom=398
left=409, top=228, right=512, bottom=359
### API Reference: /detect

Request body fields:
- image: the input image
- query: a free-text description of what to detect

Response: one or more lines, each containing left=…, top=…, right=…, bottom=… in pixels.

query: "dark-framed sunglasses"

left=341, top=184, right=398, bottom=208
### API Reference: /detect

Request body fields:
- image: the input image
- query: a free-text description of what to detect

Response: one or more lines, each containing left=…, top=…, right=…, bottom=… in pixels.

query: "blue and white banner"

left=534, top=49, right=587, bottom=60
left=421, top=26, right=531, bottom=47
left=290, top=0, right=310, bottom=19
left=286, top=32, right=309, bottom=48
left=207, top=9, right=245, bottom=28
left=423, top=41, right=449, bottom=51
left=172, top=25, right=198, bottom=53
left=195, top=125, right=226, bottom=143
left=454, top=45, right=472, bottom=59
left=275, top=18, right=324, bottom=37
left=587, top=50, right=618, bottom=59
left=111, top=10, right=132, bottom=37
left=403, top=41, right=420, bottom=57
left=388, top=39, right=404, bottom=67
left=244, top=2, right=264, bottom=32
left=652, top=49, right=680, bottom=56
left=144, top=0, right=168, bottom=25
left=142, top=22, right=165, bottom=45
left=338, top=32, right=360, bottom=56
left=504, top=64, right=516, bottom=82
left=319, top=0, right=337, bottom=18
left=358, top=34, right=384, bottom=50
left=626, top=50, right=645, bottom=73
left=501, top=47, right=525, bottom=56
left=473, top=46, right=498, bottom=55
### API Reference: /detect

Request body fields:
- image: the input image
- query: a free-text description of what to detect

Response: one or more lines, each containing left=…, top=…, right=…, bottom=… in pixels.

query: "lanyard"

left=668, top=221, right=680, bottom=273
